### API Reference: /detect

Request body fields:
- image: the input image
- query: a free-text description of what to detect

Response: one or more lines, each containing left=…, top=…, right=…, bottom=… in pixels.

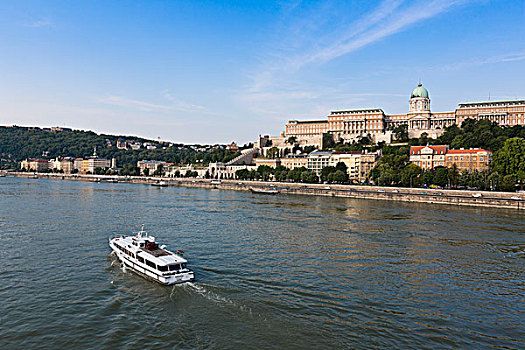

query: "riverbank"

left=6, top=172, right=524, bottom=210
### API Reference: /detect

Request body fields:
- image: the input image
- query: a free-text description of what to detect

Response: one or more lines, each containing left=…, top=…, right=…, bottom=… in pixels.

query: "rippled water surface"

left=0, top=177, right=523, bottom=349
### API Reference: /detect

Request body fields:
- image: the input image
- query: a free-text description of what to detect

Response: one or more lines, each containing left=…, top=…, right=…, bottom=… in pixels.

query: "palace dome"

left=411, top=83, right=429, bottom=99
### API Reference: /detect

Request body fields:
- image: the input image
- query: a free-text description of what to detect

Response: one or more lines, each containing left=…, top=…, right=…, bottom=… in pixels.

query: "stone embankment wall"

left=8, top=172, right=524, bottom=211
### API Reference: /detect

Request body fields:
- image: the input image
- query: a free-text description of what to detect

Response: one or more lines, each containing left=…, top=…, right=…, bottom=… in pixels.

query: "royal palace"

left=284, top=83, right=525, bottom=146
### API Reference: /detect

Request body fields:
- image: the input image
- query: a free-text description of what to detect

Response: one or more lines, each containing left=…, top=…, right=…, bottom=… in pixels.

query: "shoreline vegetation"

left=6, top=172, right=524, bottom=211
left=2, top=120, right=525, bottom=192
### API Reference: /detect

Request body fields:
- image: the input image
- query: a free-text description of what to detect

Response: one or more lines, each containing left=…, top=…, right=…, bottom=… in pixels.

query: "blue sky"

left=0, top=0, right=524, bottom=144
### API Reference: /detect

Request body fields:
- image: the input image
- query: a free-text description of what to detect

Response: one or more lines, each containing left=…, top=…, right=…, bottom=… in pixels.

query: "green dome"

left=411, top=83, right=429, bottom=98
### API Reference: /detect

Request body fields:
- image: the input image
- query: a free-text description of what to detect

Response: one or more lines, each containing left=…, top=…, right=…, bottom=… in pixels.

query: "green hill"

left=0, top=126, right=240, bottom=170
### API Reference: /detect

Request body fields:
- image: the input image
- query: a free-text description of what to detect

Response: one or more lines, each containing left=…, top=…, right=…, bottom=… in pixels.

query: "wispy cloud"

left=161, top=91, right=216, bottom=114
left=437, top=51, right=525, bottom=71
left=101, top=95, right=173, bottom=112
left=294, top=0, right=467, bottom=68
left=100, top=93, right=217, bottom=115
left=26, top=18, right=54, bottom=28
left=249, top=0, right=472, bottom=92
left=237, top=0, right=474, bottom=127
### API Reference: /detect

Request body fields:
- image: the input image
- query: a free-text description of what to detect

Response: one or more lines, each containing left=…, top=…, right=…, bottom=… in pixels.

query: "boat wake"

left=182, top=282, right=252, bottom=315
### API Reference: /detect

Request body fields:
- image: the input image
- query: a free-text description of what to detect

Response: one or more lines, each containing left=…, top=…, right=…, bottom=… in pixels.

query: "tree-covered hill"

left=427, top=118, right=525, bottom=151
left=0, top=126, right=240, bottom=169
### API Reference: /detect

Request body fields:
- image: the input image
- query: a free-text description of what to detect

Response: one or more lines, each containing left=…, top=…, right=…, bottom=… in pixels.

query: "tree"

left=257, top=165, right=273, bottom=181
left=458, top=170, right=470, bottom=187
left=502, top=174, right=517, bottom=191
left=487, top=171, right=502, bottom=190
left=322, top=133, right=336, bottom=150
left=418, top=132, right=429, bottom=145
left=320, top=166, right=336, bottom=183
left=400, top=163, right=422, bottom=187
left=332, top=170, right=348, bottom=183
left=93, top=167, right=105, bottom=175
left=143, top=168, right=149, bottom=176
left=421, top=171, right=434, bottom=187
left=448, top=164, right=459, bottom=188
left=267, top=147, right=280, bottom=159
left=392, top=124, right=408, bottom=142
left=434, top=167, right=449, bottom=187
left=302, top=145, right=317, bottom=154
left=492, top=137, right=525, bottom=176
left=153, top=164, right=164, bottom=176
left=358, top=134, right=372, bottom=145
left=235, top=169, right=249, bottom=180
left=286, top=136, right=297, bottom=145
left=377, top=169, right=394, bottom=186
left=301, top=170, right=318, bottom=183
left=274, top=165, right=289, bottom=182
left=335, top=162, right=347, bottom=173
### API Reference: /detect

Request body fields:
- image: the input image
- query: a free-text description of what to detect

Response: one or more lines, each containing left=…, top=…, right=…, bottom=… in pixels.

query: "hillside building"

left=285, top=84, right=525, bottom=146
left=409, top=145, right=492, bottom=172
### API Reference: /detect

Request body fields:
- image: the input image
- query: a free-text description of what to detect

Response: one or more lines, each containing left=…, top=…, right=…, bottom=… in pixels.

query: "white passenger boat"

left=151, top=181, right=168, bottom=187
left=250, top=187, right=279, bottom=195
left=109, top=226, right=194, bottom=285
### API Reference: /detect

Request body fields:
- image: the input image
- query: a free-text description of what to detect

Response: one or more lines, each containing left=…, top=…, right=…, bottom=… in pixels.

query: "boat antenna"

left=137, top=223, right=146, bottom=238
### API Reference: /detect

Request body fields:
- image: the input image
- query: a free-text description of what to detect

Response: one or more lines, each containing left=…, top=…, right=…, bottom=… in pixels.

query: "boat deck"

left=140, top=247, right=171, bottom=257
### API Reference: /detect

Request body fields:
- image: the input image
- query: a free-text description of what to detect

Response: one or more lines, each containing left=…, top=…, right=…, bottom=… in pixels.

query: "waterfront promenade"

left=7, top=172, right=524, bottom=211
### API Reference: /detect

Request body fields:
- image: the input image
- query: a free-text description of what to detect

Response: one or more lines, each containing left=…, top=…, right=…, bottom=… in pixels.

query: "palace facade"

left=285, top=84, right=525, bottom=146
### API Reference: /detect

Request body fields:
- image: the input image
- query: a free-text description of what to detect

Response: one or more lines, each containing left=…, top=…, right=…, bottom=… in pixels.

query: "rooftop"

left=287, top=120, right=328, bottom=124
left=447, top=149, right=489, bottom=154
left=458, top=99, right=525, bottom=106
left=330, top=108, right=384, bottom=114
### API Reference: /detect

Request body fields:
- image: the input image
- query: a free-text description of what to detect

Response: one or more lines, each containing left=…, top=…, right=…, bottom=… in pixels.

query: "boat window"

left=145, top=260, right=156, bottom=268
left=169, top=264, right=180, bottom=271
left=137, top=256, right=144, bottom=263
left=181, top=263, right=187, bottom=269
left=158, top=265, right=168, bottom=272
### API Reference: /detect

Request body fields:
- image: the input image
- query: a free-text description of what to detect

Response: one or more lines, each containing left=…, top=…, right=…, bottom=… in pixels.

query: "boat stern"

left=162, top=270, right=195, bottom=285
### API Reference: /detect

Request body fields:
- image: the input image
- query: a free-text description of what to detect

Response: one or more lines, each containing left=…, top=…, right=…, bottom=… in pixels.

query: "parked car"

left=510, top=196, right=522, bottom=200
left=435, top=192, right=444, bottom=196
left=472, top=193, right=483, bottom=198
left=377, top=189, right=385, bottom=193
left=324, top=186, right=331, bottom=190
left=392, top=189, right=399, bottom=193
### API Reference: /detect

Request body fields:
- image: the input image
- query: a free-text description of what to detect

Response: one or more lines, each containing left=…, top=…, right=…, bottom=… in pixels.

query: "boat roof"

left=114, top=234, right=187, bottom=265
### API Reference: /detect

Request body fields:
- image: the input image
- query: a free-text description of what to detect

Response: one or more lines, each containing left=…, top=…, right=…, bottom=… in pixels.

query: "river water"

left=0, top=177, right=523, bottom=349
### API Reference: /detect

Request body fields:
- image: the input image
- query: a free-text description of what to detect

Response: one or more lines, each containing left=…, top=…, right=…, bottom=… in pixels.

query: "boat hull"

left=250, top=188, right=279, bottom=195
